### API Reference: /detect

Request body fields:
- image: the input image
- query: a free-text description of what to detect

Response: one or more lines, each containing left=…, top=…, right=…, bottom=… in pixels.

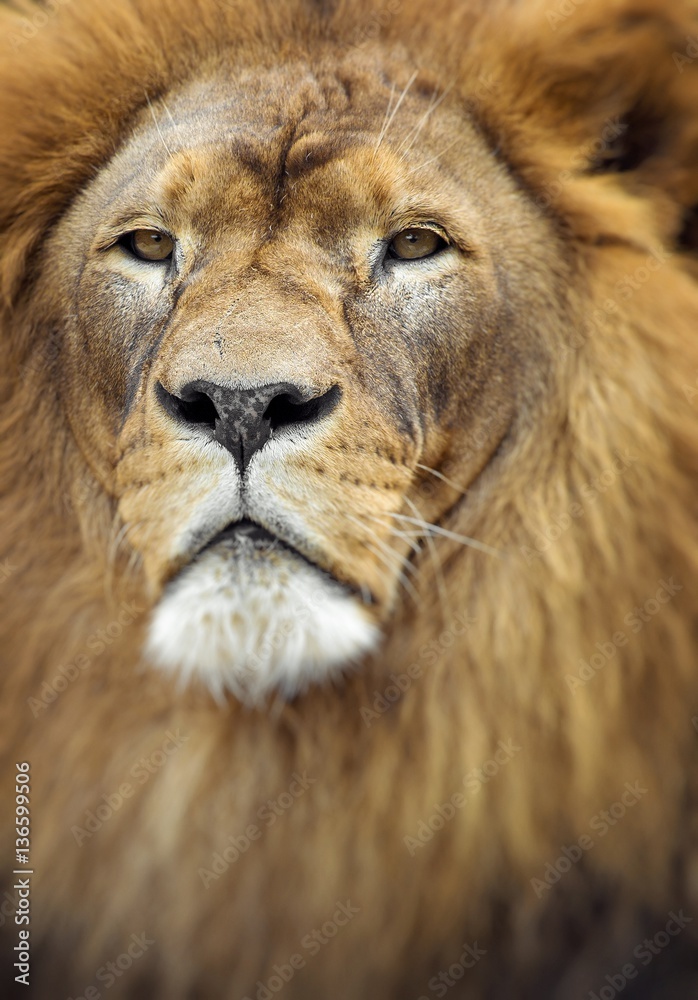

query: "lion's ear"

left=469, top=0, right=698, bottom=250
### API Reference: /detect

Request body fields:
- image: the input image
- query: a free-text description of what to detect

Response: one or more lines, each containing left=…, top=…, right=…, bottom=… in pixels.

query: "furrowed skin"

left=0, top=1, right=697, bottom=998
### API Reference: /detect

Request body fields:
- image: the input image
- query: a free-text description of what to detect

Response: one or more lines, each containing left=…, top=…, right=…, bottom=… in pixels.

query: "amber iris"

left=127, top=229, right=175, bottom=262
left=388, top=227, right=447, bottom=260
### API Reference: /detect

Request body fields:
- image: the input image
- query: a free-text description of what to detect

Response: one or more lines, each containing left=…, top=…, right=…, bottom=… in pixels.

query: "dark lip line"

left=196, top=517, right=375, bottom=605
left=198, top=517, right=302, bottom=560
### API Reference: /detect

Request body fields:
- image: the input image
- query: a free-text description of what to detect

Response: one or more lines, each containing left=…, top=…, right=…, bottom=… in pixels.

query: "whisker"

left=363, top=540, right=421, bottom=604
left=415, top=462, right=468, bottom=495
left=347, top=513, right=422, bottom=603
left=145, top=92, right=172, bottom=156
left=397, top=84, right=453, bottom=160
left=374, top=81, right=396, bottom=153
left=373, top=69, right=419, bottom=154
left=160, top=98, right=177, bottom=131
left=404, top=137, right=461, bottom=176
left=104, top=518, right=141, bottom=604
left=346, top=514, right=419, bottom=578
left=396, top=86, right=438, bottom=157
left=382, top=512, right=502, bottom=559
left=106, top=519, right=130, bottom=565
left=403, top=496, right=450, bottom=615
left=360, top=583, right=373, bottom=605
left=382, top=524, right=422, bottom=556
left=125, top=546, right=143, bottom=585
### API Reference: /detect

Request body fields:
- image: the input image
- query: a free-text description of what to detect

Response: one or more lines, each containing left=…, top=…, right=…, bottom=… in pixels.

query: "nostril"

left=264, top=393, right=311, bottom=431
left=178, top=390, right=218, bottom=427
left=264, top=384, right=341, bottom=431
left=156, top=381, right=218, bottom=429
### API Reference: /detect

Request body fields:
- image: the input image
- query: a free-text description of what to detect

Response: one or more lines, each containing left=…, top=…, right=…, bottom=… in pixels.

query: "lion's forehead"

left=132, top=59, right=392, bottom=175
left=166, top=60, right=371, bottom=140
left=103, top=56, right=465, bottom=223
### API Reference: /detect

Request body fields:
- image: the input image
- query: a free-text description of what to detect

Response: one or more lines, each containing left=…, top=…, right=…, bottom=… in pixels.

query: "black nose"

left=156, top=379, right=341, bottom=472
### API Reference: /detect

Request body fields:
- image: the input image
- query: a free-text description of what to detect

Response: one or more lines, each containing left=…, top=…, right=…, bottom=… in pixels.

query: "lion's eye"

left=121, top=229, right=175, bottom=262
left=388, top=228, right=448, bottom=261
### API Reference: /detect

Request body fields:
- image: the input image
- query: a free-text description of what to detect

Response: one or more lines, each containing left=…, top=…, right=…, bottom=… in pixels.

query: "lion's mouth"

left=203, top=517, right=282, bottom=550
left=196, top=516, right=373, bottom=603
left=148, top=515, right=380, bottom=701
left=198, top=516, right=317, bottom=572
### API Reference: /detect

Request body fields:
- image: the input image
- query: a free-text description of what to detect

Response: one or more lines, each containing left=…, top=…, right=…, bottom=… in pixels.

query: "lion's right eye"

left=388, top=227, right=448, bottom=261
left=119, top=229, right=175, bottom=262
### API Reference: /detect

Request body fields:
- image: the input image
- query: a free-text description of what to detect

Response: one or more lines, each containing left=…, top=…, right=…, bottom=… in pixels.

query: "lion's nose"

left=155, top=379, right=341, bottom=472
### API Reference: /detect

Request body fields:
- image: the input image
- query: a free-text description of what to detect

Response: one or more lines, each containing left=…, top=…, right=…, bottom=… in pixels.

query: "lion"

left=1, top=0, right=697, bottom=996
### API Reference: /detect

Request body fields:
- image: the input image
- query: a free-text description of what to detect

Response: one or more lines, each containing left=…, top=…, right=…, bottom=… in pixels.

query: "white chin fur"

left=145, top=540, right=379, bottom=704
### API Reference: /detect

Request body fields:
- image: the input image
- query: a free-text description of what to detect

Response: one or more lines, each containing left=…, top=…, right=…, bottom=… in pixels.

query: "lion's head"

left=2, top=0, right=698, bottom=997
left=26, top=44, right=556, bottom=703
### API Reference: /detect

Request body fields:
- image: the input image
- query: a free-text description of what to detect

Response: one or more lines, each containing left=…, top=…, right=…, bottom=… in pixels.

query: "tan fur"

left=1, top=1, right=698, bottom=997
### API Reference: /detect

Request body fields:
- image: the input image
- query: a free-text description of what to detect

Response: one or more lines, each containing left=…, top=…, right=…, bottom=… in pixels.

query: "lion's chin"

left=144, top=537, right=380, bottom=704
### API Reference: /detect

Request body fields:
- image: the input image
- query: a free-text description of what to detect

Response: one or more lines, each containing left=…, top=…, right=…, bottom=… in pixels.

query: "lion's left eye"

left=388, top=228, right=448, bottom=261
left=119, top=229, right=175, bottom=262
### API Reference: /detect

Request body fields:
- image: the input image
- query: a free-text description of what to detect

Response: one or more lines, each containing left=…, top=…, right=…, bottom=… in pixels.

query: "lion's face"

left=42, top=51, right=560, bottom=700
